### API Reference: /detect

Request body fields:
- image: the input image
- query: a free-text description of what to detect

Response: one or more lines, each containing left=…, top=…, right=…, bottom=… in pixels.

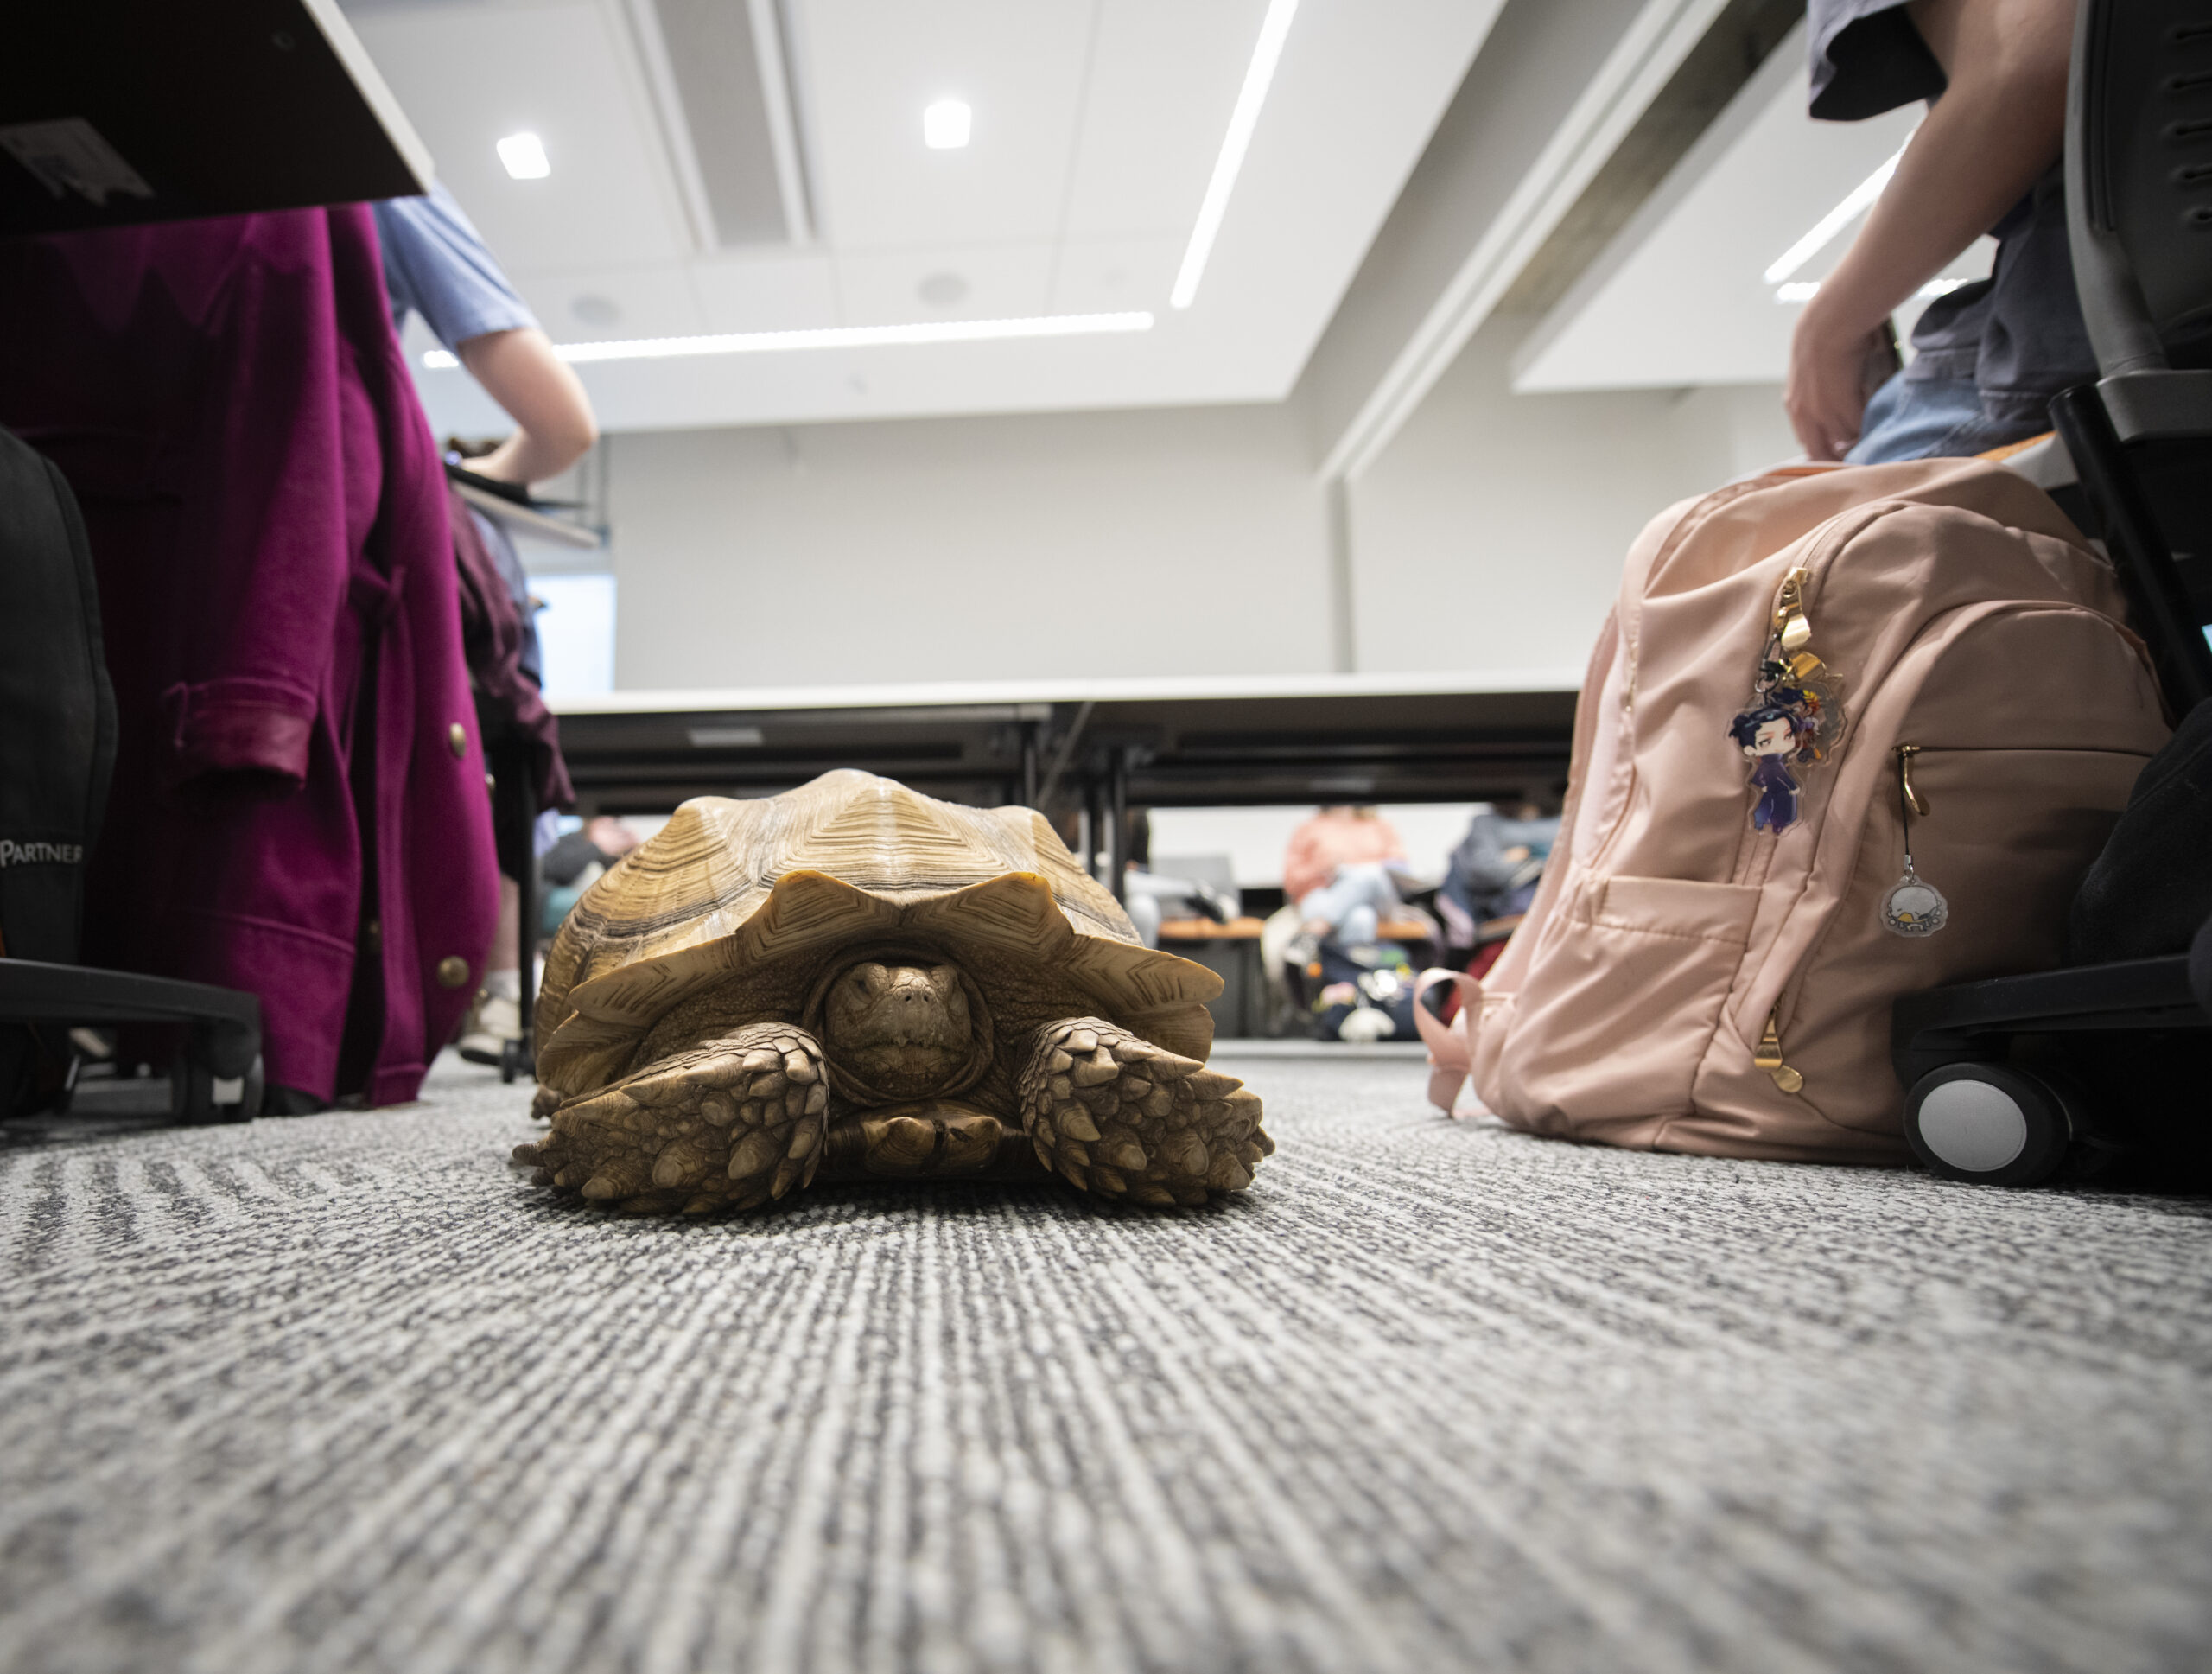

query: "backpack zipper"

left=1897, top=742, right=1929, bottom=815
left=1760, top=738, right=2154, bottom=1092
left=1879, top=744, right=1948, bottom=937
left=1755, top=1008, right=1802, bottom=1094
left=1775, top=566, right=1814, bottom=657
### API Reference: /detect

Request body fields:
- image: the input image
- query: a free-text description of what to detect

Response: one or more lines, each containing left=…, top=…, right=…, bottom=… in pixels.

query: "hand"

left=1784, top=304, right=1887, bottom=461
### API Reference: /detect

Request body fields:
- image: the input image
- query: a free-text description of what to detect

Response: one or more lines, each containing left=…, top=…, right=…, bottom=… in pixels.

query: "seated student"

left=1785, top=0, right=2090, bottom=463
left=375, top=181, right=598, bottom=487
left=1436, top=803, right=1560, bottom=982
left=1281, top=806, right=1430, bottom=1041
left=1283, top=805, right=1414, bottom=945
left=375, top=181, right=600, bottom=1061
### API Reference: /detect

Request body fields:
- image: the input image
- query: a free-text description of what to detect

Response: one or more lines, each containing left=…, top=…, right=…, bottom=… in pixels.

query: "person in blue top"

left=373, top=180, right=599, bottom=1061
left=1785, top=0, right=2094, bottom=463
left=373, top=180, right=598, bottom=487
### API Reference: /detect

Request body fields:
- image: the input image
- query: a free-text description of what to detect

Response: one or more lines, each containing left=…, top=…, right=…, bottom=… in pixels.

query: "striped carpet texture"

left=3, top=1051, right=2209, bottom=1674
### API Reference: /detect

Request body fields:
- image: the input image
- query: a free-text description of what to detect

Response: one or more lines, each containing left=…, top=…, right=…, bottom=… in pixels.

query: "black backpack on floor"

left=2067, top=698, right=2212, bottom=966
left=1, top=428, right=118, bottom=1109
left=0, top=427, right=114, bottom=963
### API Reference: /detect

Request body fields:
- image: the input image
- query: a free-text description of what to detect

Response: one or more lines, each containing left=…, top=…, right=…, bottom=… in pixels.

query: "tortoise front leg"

left=1015, top=1018, right=1271, bottom=1206
left=514, top=1023, right=829, bottom=1214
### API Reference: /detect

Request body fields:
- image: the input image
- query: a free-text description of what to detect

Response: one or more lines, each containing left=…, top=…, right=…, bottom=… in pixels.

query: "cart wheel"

left=499, top=1036, right=533, bottom=1085
left=1903, top=1062, right=2075, bottom=1187
left=174, top=1051, right=264, bottom=1124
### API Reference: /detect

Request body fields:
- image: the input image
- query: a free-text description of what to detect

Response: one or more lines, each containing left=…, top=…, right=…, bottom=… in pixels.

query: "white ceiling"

left=340, top=0, right=1499, bottom=433
left=1513, top=25, right=1993, bottom=394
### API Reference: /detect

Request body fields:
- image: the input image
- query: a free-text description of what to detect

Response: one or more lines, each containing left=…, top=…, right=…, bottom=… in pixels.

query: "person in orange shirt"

left=1282, top=806, right=1413, bottom=946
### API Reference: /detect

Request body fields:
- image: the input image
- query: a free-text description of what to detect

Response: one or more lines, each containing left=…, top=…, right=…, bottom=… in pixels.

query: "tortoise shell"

left=535, top=769, right=1223, bottom=1099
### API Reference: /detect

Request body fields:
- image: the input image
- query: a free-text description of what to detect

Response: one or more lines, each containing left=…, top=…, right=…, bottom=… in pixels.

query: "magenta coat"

left=0, top=207, right=499, bottom=1104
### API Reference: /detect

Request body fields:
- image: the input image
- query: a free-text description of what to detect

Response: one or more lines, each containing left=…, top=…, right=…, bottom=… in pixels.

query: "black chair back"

left=2067, top=0, right=2212, bottom=374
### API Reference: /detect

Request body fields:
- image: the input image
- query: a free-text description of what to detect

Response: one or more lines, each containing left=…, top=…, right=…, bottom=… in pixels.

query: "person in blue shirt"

left=1785, top=0, right=2093, bottom=463
left=374, top=180, right=599, bottom=1061
left=374, top=180, right=598, bottom=487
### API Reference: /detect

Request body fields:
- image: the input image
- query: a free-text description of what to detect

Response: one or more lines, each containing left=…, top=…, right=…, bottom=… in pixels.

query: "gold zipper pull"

left=1754, top=1008, right=1804, bottom=1094
left=1775, top=567, right=1814, bottom=654
left=1896, top=744, right=1929, bottom=816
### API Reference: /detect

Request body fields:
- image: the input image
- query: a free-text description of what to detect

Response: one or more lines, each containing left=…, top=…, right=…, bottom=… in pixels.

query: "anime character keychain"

left=1880, top=745, right=1949, bottom=936
left=1728, top=567, right=1845, bottom=835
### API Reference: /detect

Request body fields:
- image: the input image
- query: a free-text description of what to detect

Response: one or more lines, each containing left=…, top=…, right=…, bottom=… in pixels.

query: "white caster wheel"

left=1903, top=1062, right=2075, bottom=1187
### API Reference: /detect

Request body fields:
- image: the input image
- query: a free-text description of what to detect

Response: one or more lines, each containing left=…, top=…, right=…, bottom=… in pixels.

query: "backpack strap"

left=1413, top=967, right=1484, bottom=1116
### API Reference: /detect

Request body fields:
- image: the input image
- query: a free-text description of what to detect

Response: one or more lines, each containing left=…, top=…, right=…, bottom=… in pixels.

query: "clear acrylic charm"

left=1880, top=866, right=1949, bottom=937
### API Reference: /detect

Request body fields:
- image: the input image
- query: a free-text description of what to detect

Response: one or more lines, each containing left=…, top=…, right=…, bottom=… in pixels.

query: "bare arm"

left=1783, top=0, right=2074, bottom=459
left=454, top=326, right=600, bottom=486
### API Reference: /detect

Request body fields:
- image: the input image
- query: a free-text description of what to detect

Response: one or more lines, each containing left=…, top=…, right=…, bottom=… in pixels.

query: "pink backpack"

left=1417, top=458, right=2171, bottom=1163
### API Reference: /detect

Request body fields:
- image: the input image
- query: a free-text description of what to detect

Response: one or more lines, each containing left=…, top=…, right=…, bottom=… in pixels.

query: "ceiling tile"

left=690, top=252, right=842, bottom=334
left=1048, top=236, right=1182, bottom=313
left=391, top=0, right=1498, bottom=433
left=835, top=245, right=1057, bottom=325
left=348, top=1, right=690, bottom=272
left=788, top=0, right=1095, bottom=249
left=509, top=263, right=708, bottom=341
left=1059, top=0, right=1270, bottom=240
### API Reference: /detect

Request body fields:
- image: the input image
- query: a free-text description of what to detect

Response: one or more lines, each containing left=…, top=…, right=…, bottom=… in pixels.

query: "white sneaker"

left=459, top=990, right=523, bottom=1065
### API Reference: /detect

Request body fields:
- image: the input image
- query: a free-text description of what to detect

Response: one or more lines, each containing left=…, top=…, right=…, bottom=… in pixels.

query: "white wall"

left=597, top=402, right=1335, bottom=691
left=569, top=315, right=1799, bottom=695
left=1344, top=315, right=1796, bottom=676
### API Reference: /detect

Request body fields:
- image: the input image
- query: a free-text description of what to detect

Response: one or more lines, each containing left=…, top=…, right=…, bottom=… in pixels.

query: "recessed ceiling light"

left=418, top=311, right=1154, bottom=368
left=497, top=131, right=550, bottom=180
left=1763, top=139, right=1911, bottom=286
left=923, top=99, right=971, bottom=150
left=1171, top=0, right=1300, bottom=310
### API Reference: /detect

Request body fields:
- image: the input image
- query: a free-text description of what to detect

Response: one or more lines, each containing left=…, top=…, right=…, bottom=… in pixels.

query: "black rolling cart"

left=1891, top=0, right=2212, bottom=1186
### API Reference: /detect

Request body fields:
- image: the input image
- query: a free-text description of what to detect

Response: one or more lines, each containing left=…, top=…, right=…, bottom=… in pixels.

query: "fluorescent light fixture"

left=1773, top=276, right=1979, bottom=306
left=1169, top=0, right=1299, bottom=309
left=1762, top=142, right=1910, bottom=286
left=420, top=311, right=1154, bottom=369
left=923, top=99, right=971, bottom=150
left=497, top=131, right=550, bottom=180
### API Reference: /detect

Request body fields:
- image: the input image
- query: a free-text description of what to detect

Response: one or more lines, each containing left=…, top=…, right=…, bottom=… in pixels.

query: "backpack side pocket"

left=1493, top=875, right=1760, bottom=1136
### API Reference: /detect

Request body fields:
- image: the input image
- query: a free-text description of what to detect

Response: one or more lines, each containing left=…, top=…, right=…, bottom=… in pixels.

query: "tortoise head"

left=817, top=953, right=993, bottom=1103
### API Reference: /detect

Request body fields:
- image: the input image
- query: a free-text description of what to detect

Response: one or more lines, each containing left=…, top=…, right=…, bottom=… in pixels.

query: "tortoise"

left=515, top=769, right=1272, bottom=1214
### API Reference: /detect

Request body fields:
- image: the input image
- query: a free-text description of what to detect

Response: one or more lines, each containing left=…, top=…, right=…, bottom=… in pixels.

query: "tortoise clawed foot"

left=526, top=1024, right=830, bottom=1216
left=1016, top=1017, right=1270, bottom=1206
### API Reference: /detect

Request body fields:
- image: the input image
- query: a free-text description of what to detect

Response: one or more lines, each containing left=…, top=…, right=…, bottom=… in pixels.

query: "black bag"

left=2067, top=698, right=2212, bottom=964
left=1306, top=939, right=1420, bottom=1042
left=0, top=428, right=115, bottom=965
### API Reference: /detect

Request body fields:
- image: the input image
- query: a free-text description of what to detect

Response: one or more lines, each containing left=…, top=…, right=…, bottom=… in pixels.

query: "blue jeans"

left=1847, top=370, right=2046, bottom=465
left=1298, top=862, right=1405, bottom=947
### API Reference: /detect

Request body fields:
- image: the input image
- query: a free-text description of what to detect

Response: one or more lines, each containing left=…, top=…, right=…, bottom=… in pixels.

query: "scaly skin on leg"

left=513, top=1023, right=829, bottom=1214
left=1016, top=1017, right=1272, bottom=1206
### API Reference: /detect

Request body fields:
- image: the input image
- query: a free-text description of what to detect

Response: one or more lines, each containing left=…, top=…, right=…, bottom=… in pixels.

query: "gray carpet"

left=3, top=1051, right=2209, bottom=1674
